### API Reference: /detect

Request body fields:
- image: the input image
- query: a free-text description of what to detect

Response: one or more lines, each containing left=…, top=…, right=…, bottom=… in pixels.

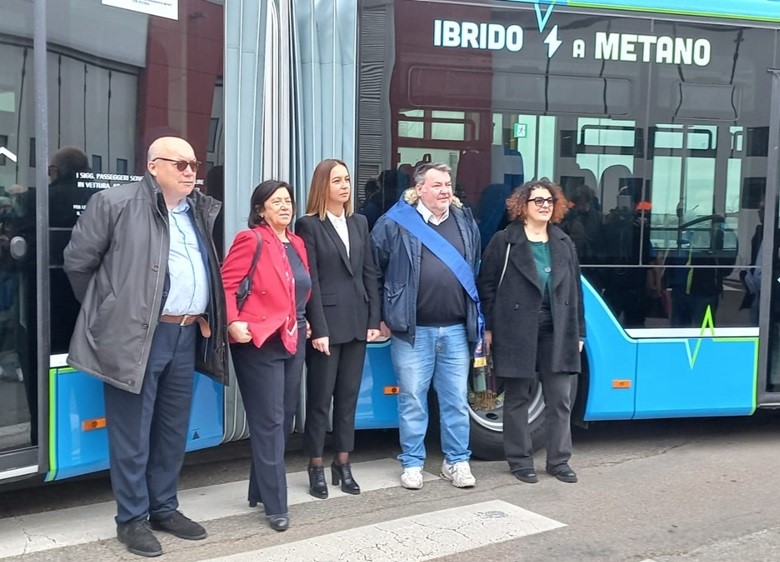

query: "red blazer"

left=222, top=224, right=309, bottom=351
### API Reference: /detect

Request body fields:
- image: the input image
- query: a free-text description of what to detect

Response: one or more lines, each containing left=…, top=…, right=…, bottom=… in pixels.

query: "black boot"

left=308, top=465, right=328, bottom=499
left=331, top=462, right=361, bottom=495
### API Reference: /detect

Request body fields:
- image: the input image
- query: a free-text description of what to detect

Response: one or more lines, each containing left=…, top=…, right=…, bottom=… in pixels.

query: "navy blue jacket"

left=371, top=193, right=481, bottom=344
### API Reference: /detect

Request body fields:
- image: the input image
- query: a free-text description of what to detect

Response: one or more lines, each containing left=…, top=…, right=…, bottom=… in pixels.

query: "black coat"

left=296, top=213, right=381, bottom=344
left=477, top=221, right=585, bottom=378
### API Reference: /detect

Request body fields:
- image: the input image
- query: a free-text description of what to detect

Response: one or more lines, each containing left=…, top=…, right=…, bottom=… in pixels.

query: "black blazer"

left=477, top=221, right=585, bottom=378
left=296, top=213, right=381, bottom=344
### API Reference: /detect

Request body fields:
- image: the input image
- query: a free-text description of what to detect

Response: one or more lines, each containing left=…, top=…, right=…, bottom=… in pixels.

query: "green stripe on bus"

left=45, top=368, right=58, bottom=482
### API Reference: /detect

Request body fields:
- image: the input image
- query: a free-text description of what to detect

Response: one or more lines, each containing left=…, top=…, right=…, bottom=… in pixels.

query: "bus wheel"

left=468, top=379, right=547, bottom=461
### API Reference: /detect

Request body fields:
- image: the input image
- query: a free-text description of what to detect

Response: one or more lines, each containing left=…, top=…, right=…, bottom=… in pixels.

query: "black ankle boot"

left=331, top=462, right=361, bottom=495
left=308, top=465, right=328, bottom=499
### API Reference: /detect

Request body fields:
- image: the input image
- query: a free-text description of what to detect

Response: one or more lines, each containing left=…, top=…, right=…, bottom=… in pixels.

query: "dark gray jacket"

left=371, top=190, right=481, bottom=344
left=477, top=221, right=585, bottom=378
left=64, top=173, right=228, bottom=393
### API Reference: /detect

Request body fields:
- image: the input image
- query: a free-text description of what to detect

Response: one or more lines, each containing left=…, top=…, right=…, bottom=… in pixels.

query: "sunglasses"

left=529, top=197, right=556, bottom=208
left=153, top=157, right=201, bottom=172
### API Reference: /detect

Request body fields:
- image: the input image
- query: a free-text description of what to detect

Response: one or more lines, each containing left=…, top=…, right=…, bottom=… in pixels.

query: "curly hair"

left=506, top=179, right=568, bottom=224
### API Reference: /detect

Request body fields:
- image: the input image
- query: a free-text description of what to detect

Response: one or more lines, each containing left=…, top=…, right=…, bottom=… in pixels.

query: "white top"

left=326, top=209, right=350, bottom=257
left=416, top=200, right=450, bottom=226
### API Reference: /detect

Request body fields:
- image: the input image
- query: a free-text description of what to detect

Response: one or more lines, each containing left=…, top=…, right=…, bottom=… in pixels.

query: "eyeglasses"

left=153, top=157, right=201, bottom=172
left=529, top=197, right=556, bottom=208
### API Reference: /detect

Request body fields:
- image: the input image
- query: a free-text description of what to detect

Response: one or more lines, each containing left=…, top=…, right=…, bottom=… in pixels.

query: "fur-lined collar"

left=401, top=187, right=463, bottom=208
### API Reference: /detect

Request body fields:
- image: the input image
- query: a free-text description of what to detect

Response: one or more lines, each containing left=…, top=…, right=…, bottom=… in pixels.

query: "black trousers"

left=503, top=315, right=574, bottom=472
left=104, top=322, right=196, bottom=524
left=230, top=330, right=305, bottom=517
left=303, top=338, right=367, bottom=457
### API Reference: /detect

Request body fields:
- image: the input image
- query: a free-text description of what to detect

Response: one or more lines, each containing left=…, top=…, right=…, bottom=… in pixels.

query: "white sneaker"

left=440, top=461, right=476, bottom=488
left=400, top=466, right=424, bottom=490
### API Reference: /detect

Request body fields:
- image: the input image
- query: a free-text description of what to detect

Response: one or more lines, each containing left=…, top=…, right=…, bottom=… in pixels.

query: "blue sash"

left=385, top=202, right=485, bottom=339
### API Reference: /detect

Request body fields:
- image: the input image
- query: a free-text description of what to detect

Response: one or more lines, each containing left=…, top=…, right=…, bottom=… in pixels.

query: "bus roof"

left=501, top=0, right=780, bottom=24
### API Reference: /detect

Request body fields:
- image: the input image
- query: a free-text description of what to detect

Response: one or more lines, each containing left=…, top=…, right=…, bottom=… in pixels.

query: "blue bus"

left=2, top=0, right=780, bottom=484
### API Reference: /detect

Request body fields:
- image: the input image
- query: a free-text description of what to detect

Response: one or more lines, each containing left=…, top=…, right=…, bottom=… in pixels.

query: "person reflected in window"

left=222, top=180, right=310, bottom=532
left=601, top=197, right=657, bottom=328
left=478, top=179, right=584, bottom=485
left=671, top=214, right=734, bottom=327
left=741, top=200, right=767, bottom=325
left=48, top=147, right=96, bottom=353
left=205, top=165, right=225, bottom=261
left=296, top=159, right=381, bottom=500
left=559, top=184, right=602, bottom=266
left=48, top=147, right=91, bottom=228
left=357, top=178, right=383, bottom=231
left=0, top=197, right=23, bottom=386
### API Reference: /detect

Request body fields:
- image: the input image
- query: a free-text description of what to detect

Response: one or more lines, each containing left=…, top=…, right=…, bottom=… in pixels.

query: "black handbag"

left=235, top=230, right=263, bottom=311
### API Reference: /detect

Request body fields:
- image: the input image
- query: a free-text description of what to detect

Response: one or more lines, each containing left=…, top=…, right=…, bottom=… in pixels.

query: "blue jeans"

left=391, top=324, right=471, bottom=468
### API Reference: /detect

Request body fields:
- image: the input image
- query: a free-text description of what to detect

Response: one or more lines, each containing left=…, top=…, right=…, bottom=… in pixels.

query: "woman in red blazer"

left=222, top=180, right=310, bottom=532
left=296, top=159, right=381, bottom=499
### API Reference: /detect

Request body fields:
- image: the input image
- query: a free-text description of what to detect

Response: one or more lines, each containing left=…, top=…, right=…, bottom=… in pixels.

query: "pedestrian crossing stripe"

left=0, top=458, right=436, bottom=558
left=202, top=500, right=566, bottom=562
left=0, top=459, right=566, bottom=560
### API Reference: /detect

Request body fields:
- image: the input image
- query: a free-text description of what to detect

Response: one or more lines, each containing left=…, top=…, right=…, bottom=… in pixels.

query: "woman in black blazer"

left=296, top=159, right=381, bottom=499
left=477, top=179, right=585, bottom=485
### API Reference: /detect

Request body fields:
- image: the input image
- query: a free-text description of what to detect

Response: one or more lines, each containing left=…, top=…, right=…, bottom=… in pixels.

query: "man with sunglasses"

left=64, top=136, right=228, bottom=558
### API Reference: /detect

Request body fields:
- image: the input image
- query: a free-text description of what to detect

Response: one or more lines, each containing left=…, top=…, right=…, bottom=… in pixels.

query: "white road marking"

left=0, top=458, right=436, bottom=559
left=203, top=499, right=565, bottom=562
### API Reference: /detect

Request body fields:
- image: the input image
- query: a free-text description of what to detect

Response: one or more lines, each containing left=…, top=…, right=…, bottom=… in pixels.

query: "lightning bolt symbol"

left=544, top=25, right=562, bottom=58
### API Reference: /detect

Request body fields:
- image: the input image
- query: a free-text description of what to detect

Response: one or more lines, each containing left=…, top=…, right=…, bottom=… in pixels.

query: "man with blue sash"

left=371, top=162, right=481, bottom=490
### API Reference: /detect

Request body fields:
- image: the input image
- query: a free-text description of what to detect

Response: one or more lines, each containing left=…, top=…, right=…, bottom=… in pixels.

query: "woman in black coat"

left=296, top=159, right=381, bottom=499
left=477, top=179, right=585, bottom=484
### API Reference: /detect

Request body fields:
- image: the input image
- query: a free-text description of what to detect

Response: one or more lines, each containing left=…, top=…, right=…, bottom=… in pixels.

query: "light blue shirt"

left=162, top=199, right=209, bottom=315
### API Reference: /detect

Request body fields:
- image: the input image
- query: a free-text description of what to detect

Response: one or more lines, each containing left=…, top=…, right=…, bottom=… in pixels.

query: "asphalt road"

left=1, top=411, right=779, bottom=561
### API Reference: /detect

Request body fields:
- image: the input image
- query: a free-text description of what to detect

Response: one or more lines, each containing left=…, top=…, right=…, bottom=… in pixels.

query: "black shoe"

left=267, top=513, right=289, bottom=532
left=308, top=465, right=328, bottom=499
left=512, top=468, right=539, bottom=484
left=150, top=510, right=207, bottom=540
left=331, top=462, right=361, bottom=495
left=248, top=498, right=262, bottom=508
left=117, top=520, right=162, bottom=558
left=546, top=465, right=578, bottom=483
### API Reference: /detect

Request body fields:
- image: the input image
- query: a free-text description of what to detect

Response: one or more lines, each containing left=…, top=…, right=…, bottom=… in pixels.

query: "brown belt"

left=159, top=314, right=212, bottom=338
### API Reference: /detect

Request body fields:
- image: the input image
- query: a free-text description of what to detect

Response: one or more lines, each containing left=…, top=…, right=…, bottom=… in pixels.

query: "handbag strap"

left=498, top=242, right=512, bottom=288
left=247, top=229, right=263, bottom=282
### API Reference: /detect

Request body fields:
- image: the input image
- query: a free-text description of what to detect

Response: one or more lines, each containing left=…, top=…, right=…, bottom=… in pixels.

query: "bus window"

left=0, top=0, right=227, bottom=482
left=0, top=2, right=37, bottom=454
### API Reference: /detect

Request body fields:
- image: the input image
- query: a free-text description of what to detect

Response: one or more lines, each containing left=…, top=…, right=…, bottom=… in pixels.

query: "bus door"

left=759, top=69, right=780, bottom=406
left=0, top=0, right=41, bottom=482
left=1, top=0, right=228, bottom=485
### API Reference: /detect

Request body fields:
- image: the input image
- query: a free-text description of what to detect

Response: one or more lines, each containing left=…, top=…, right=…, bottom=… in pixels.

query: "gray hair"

left=413, top=162, right=452, bottom=186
